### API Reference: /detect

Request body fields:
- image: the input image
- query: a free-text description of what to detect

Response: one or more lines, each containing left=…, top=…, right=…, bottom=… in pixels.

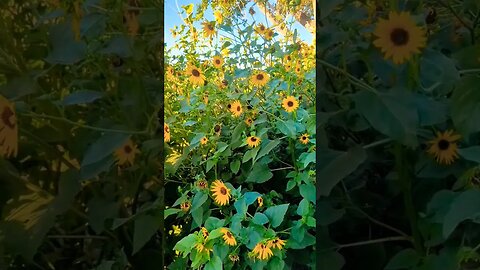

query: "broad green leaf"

left=245, top=163, right=273, bottom=183
left=165, top=208, right=181, bottom=219
left=276, top=120, right=296, bottom=138
left=320, top=0, right=345, bottom=19
left=243, top=147, right=260, bottom=164
left=173, top=234, right=198, bottom=253
left=318, top=251, right=345, bottom=270
left=230, top=159, right=240, bottom=174
left=244, top=192, right=261, bottom=205
left=81, top=133, right=130, bottom=166
left=353, top=89, right=418, bottom=146
left=317, top=202, right=345, bottom=226
left=252, top=213, right=269, bottom=225
left=451, top=76, right=480, bottom=137
left=299, top=183, right=315, bottom=203
left=190, top=192, right=208, bottom=213
left=62, top=90, right=104, bottom=106
left=205, top=255, right=222, bottom=270
left=264, top=204, right=289, bottom=228
left=268, top=257, right=285, bottom=270
left=297, top=198, right=310, bottom=216
left=318, top=146, right=366, bottom=197
left=458, top=146, right=480, bottom=163
left=255, top=139, right=280, bottom=162
left=443, top=189, right=480, bottom=238
left=385, top=249, right=420, bottom=269
left=45, top=19, right=87, bottom=64
left=87, top=196, right=119, bottom=234
left=132, top=212, right=162, bottom=254
left=205, top=217, right=224, bottom=230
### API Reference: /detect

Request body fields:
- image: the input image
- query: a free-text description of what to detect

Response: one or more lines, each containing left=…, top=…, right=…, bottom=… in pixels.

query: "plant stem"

left=394, top=143, right=425, bottom=255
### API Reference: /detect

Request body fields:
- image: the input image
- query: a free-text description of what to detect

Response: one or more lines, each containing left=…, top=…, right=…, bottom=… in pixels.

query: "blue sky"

left=164, top=0, right=313, bottom=51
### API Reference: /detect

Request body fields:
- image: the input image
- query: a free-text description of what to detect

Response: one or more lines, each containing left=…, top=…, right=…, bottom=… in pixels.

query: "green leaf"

left=205, top=217, right=224, bottom=230
left=62, top=90, right=104, bottom=106
left=173, top=234, right=198, bottom=253
left=206, top=159, right=216, bottom=173
left=45, top=18, right=87, bottom=64
left=318, top=251, right=345, bottom=270
left=299, top=152, right=316, bottom=169
left=268, top=257, right=285, bottom=270
left=244, top=192, right=261, bottom=205
left=190, top=192, right=208, bottom=213
left=318, top=146, right=366, bottom=197
left=165, top=208, right=181, bottom=219
left=286, top=179, right=296, bottom=191
left=276, top=120, right=296, bottom=138
left=451, top=75, right=480, bottom=137
left=255, top=139, right=280, bottom=162
left=243, top=147, right=260, bottom=164
left=87, top=196, right=118, bottom=234
left=299, top=183, right=315, bottom=203
left=353, top=89, right=419, bottom=146
left=320, top=0, right=345, bottom=19
left=231, top=122, right=245, bottom=149
left=132, top=212, right=162, bottom=254
left=246, top=163, right=273, bottom=183
left=252, top=213, right=269, bottom=225
left=230, top=159, right=240, bottom=174
left=317, top=202, right=345, bottom=226
left=305, top=216, right=316, bottom=227
left=443, top=189, right=480, bottom=238
left=81, top=133, right=130, bottom=167
left=234, top=197, right=247, bottom=216
left=206, top=228, right=224, bottom=241
left=264, top=204, right=289, bottom=228
left=297, top=198, right=310, bottom=216
left=385, top=249, right=420, bottom=269
left=205, top=255, right=222, bottom=270
left=458, top=146, right=480, bottom=163
left=191, top=207, right=204, bottom=229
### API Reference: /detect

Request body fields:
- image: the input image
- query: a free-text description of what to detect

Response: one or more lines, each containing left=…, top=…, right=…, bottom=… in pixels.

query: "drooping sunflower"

left=164, top=123, right=171, bottom=142
left=257, top=196, right=263, bottom=207
left=299, top=133, right=309, bottom=144
left=267, top=238, right=286, bottom=250
left=196, top=179, right=208, bottom=190
left=229, top=254, right=240, bottom=262
left=282, top=96, right=299, bottom=113
left=250, top=71, right=270, bottom=87
left=230, top=100, right=242, bottom=117
left=212, top=55, right=223, bottom=68
left=0, top=95, right=18, bottom=158
left=255, top=23, right=267, bottom=35
left=169, top=225, right=182, bottom=236
left=252, top=242, right=274, bottom=260
left=201, top=227, right=209, bottom=238
left=114, top=139, right=140, bottom=166
left=246, top=136, right=261, bottom=148
left=185, top=64, right=205, bottom=86
left=202, top=21, right=216, bottom=37
left=210, top=180, right=231, bottom=206
left=200, top=136, right=208, bottom=145
left=245, top=117, right=254, bottom=126
left=180, top=201, right=191, bottom=212
left=427, top=130, right=461, bottom=165
left=373, top=11, right=427, bottom=65
left=220, top=228, right=237, bottom=246
left=194, top=242, right=212, bottom=255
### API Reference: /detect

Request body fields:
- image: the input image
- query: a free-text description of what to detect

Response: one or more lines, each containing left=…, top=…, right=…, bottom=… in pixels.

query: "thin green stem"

left=319, top=59, right=378, bottom=94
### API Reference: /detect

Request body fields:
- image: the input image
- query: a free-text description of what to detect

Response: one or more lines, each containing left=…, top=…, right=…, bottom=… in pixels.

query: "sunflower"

left=283, top=54, right=292, bottom=62
left=294, top=62, right=302, bottom=74
left=0, top=95, right=18, bottom=158
left=180, top=201, right=191, bottom=212
left=169, top=225, right=182, bottom=236
left=202, top=21, right=216, bottom=37
left=214, top=10, right=223, bottom=24
left=257, top=196, right=263, bottom=207
left=214, top=124, right=222, bottom=135
left=211, top=180, right=231, bottom=206
left=194, top=242, right=212, bottom=255
left=246, top=136, right=261, bottom=148
left=252, top=242, right=274, bottom=260
left=245, top=117, right=254, bottom=126
left=164, top=123, right=171, bottom=142
left=185, top=64, right=205, bottom=86
left=114, top=139, right=140, bottom=166
left=267, top=238, right=286, bottom=250
left=220, top=228, right=237, bottom=246
left=373, top=11, right=427, bottom=65
left=282, top=96, right=299, bottom=113
left=229, top=254, right=240, bottom=262
left=299, top=133, right=309, bottom=144
left=255, top=23, right=267, bottom=35
left=200, top=136, right=208, bottom=145
left=196, top=179, right=208, bottom=190
left=427, top=130, right=461, bottom=165
left=250, top=71, right=270, bottom=87
left=263, top=28, right=274, bottom=40
left=212, top=55, right=223, bottom=68
left=201, top=227, right=209, bottom=238
left=230, top=100, right=242, bottom=117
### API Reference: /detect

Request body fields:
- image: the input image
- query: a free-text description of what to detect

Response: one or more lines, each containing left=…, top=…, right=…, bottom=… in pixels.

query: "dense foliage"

left=319, top=0, right=480, bottom=269
left=164, top=0, right=316, bottom=269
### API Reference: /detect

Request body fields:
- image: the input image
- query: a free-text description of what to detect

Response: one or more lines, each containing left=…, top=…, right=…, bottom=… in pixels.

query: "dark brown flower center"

left=248, top=119, right=252, bottom=123
left=438, top=139, right=450, bottom=150
left=236, top=106, right=240, bottom=112
left=390, top=28, right=409, bottom=46
left=214, top=125, right=221, bottom=132
left=165, top=126, right=170, bottom=133
left=250, top=137, right=257, bottom=142
left=226, top=232, right=232, bottom=237
left=215, top=59, right=220, bottom=64
left=222, top=79, right=228, bottom=86
left=302, top=136, right=306, bottom=140
left=220, top=187, right=227, bottom=195
left=2, top=107, right=16, bottom=129
left=207, top=24, right=213, bottom=30
left=256, top=74, right=264, bottom=80
left=227, top=104, right=232, bottom=109
left=192, top=69, right=200, bottom=77
left=260, top=25, right=265, bottom=31
left=124, top=145, right=132, bottom=153
left=287, top=101, right=294, bottom=107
